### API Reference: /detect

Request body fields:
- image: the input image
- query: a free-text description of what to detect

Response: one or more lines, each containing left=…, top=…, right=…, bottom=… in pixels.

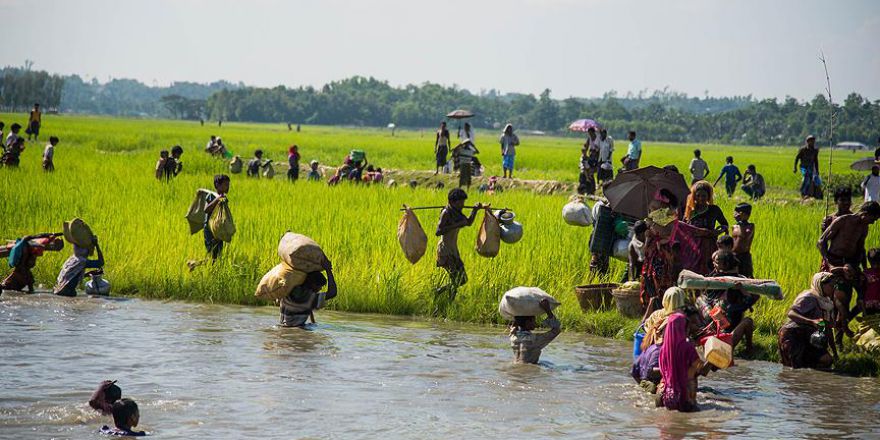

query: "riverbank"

left=1, top=114, right=878, bottom=376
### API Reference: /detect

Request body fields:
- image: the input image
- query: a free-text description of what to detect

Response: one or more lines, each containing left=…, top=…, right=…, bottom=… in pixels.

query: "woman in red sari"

left=656, top=312, right=707, bottom=412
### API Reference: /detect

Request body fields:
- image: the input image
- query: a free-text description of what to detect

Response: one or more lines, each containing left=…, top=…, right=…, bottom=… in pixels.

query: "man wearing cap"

left=794, top=135, right=821, bottom=199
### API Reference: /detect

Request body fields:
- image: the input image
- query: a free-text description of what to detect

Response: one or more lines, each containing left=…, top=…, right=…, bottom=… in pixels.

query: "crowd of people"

left=1, top=103, right=60, bottom=171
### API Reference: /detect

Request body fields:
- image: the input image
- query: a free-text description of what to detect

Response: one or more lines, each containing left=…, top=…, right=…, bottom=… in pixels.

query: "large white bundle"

left=562, top=198, right=592, bottom=226
left=278, top=232, right=326, bottom=273
left=498, top=287, right=560, bottom=320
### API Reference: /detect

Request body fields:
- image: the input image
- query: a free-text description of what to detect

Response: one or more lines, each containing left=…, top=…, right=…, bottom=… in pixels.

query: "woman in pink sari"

left=656, top=312, right=706, bottom=412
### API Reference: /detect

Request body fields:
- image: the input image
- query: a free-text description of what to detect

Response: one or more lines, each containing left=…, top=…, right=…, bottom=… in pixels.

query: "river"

left=1, top=293, right=878, bottom=439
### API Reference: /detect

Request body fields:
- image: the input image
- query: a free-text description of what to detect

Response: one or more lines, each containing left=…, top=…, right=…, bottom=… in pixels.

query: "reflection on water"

left=1, top=293, right=879, bottom=439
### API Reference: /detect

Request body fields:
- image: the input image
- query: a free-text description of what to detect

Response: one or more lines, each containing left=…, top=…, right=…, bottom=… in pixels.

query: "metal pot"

left=85, top=272, right=111, bottom=296
left=496, top=211, right=523, bottom=244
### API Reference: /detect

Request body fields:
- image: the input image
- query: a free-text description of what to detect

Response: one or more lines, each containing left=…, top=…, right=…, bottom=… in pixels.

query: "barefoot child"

left=731, top=203, right=755, bottom=278
left=155, top=150, right=170, bottom=180
left=509, top=299, right=562, bottom=364
left=43, top=136, right=58, bottom=171
left=203, top=175, right=231, bottom=261
left=435, top=189, right=484, bottom=300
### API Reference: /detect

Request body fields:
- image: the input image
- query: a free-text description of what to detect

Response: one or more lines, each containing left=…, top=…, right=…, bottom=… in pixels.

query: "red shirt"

left=864, top=267, right=880, bottom=309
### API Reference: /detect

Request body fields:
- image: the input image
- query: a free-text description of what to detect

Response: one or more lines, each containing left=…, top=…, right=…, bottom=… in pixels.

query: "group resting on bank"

left=3, top=109, right=880, bottom=430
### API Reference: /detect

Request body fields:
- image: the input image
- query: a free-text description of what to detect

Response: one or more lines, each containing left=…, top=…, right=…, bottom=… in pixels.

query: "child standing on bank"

left=731, top=203, right=755, bottom=278
left=204, top=174, right=231, bottom=261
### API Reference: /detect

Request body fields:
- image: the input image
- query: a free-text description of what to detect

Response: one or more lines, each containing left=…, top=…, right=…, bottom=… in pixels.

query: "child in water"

left=509, top=299, right=561, bottom=364
left=100, top=398, right=145, bottom=437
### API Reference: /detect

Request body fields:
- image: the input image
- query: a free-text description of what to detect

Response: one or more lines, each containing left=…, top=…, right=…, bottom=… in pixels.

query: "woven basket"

left=612, top=288, right=642, bottom=318
left=574, top=283, right=618, bottom=311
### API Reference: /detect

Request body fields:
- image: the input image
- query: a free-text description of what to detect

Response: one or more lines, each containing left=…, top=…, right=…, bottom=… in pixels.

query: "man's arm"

left=817, top=219, right=840, bottom=259
left=204, top=194, right=224, bottom=215
left=322, top=258, right=338, bottom=300
left=532, top=299, right=562, bottom=350
left=793, top=151, right=801, bottom=172
left=86, top=242, right=105, bottom=269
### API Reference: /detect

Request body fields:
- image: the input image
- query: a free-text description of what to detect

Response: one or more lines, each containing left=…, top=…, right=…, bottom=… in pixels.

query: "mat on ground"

left=398, top=206, right=427, bottom=264
left=499, top=287, right=560, bottom=320
left=677, top=270, right=783, bottom=300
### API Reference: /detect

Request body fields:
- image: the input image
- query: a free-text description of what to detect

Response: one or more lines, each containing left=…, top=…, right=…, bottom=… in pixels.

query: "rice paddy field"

left=2, top=114, right=878, bottom=375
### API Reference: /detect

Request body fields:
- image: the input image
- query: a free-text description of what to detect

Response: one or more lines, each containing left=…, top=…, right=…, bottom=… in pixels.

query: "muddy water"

left=1, top=294, right=878, bottom=439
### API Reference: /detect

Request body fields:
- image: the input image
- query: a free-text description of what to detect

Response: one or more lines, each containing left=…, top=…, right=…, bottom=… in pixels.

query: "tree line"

left=1, top=65, right=877, bottom=146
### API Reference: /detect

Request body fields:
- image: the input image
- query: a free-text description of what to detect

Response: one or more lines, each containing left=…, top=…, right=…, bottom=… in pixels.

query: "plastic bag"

left=397, top=207, right=427, bottom=264
left=278, top=232, right=325, bottom=273
left=255, top=263, right=308, bottom=300
left=498, top=287, right=560, bottom=320
left=562, top=196, right=592, bottom=226
left=208, top=199, right=236, bottom=243
left=476, top=210, right=501, bottom=258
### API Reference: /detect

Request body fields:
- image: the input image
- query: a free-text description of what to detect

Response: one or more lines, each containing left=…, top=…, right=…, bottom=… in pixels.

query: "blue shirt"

left=627, top=140, right=642, bottom=159
left=720, top=164, right=742, bottom=184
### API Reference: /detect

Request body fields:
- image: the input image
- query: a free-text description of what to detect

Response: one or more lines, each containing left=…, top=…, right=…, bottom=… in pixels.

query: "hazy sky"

left=1, top=0, right=877, bottom=100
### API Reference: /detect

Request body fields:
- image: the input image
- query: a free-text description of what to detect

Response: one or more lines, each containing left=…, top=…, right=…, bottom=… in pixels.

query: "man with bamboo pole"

left=435, top=188, right=485, bottom=301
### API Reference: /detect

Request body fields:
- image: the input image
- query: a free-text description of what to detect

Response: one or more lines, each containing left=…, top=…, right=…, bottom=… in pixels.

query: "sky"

left=1, top=0, right=878, bottom=100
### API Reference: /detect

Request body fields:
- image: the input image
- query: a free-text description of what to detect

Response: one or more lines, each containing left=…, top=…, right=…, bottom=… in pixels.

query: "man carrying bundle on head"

left=280, top=257, right=337, bottom=328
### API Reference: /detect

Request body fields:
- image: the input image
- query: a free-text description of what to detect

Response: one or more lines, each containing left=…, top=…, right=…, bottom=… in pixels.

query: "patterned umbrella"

left=568, top=119, right=602, bottom=132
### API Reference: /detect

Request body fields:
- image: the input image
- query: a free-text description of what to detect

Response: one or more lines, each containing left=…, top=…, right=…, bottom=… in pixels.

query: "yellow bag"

left=255, top=263, right=307, bottom=300
left=209, top=199, right=236, bottom=243
left=397, top=207, right=427, bottom=264
left=278, top=232, right=325, bottom=273
left=63, top=218, right=95, bottom=251
left=475, top=210, right=501, bottom=258
left=185, top=189, right=213, bottom=235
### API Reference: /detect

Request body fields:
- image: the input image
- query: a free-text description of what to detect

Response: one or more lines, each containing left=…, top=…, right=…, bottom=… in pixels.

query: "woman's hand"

left=321, top=257, right=333, bottom=272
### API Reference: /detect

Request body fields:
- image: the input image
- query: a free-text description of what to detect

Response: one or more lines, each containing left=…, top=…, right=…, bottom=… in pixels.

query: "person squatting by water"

left=54, top=239, right=105, bottom=297
left=280, top=257, right=337, bottom=327
left=509, top=298, right=561, bottom=364
left=203, top=174, right=231, bottom=261
left=435, top=188, right=484, bottom=302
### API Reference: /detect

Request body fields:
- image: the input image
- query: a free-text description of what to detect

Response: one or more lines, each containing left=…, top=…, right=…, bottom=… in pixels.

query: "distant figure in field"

left=5, top=122, right=21, bottom=149
left=170, top=145, right=184, bottom=177
left=205, top=135, right=217, bottom=153
left=584, top=127, right=600, bottom=182
left=26, top=103, right=41, bottom=141
left=307, top=160, right=322, bottom=181
left=794, top=135, right=821, bottom=199
left=247, top=150, right=265, bottom=178
left=155, top=150, right=172, bottom=181
left=458, top=122, right=474, bottom=143
left=200, top=118, right=204, bottom=126
left=597, top=128, right=614, bottom=184
left=452, top=139, right=479, bottom=189
left=43, top=136, right=59, bottom=171
left=287, top=122, right=292, bottom=131
left=297, top=124, right=301, bottom=132
left=714, top=156, right=742, bottom=197
left=435, top=121, right=450, bottom=175
left=1, top=137, right=25, bottom=167
left=689, top=149, right=709, bottom=184
left=499, top=123, right=519, bottom=179
left=741, top=165, right=765, bottom=201
left=287, top=145, right=301, bottom=181
left=874, top=136, right=880, bottom=161
left=218, top=119, right=223, bottom=127
left=861, top=165, right=880, bottom=203
left=623, top=130, right=641, bottom=170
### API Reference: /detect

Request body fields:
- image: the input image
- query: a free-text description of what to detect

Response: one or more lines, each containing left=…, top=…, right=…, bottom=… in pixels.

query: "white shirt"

left=43, top=144, right=54, bottom=161
left=6, top=132, right=19, bottom=148
left=597, top=136, right=614, bottom=162
left=863, top=174, right=880, bottom=202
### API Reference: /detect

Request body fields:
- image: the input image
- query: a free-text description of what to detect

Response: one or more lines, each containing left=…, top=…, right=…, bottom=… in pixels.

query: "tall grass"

left=1, top=114, right=877, bottom=374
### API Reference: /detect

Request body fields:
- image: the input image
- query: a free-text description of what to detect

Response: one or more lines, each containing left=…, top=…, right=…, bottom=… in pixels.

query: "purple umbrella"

left=568, top=119, right=602, bottom=132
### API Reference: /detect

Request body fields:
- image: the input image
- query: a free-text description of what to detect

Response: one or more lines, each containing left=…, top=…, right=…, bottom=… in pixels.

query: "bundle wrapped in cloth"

left=677, top=270, right=783, bottom=300
left=255, top=232, right=325, bottom=300
left=562, top=196, right=592, bottom=227
left=397, top=206, right=427, bottom=264
left=498, top=287, right=560, bottom=320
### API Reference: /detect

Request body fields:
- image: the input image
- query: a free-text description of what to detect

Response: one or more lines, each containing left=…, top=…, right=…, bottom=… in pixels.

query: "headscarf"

left=659, top=312, right=698, bottom=411
left=288, top=145, right=299, bottom=159
left=662, top=287, right=688, bottom=315
left=805, top=271, right=835, bottom=315
left=684, top=181, right=714, bottom=220
left=53, top=245, right=90, bottom=294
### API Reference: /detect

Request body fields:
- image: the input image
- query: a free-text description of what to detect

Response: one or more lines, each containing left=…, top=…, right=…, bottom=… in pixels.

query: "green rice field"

left=1, top=114, right=878, bottom=375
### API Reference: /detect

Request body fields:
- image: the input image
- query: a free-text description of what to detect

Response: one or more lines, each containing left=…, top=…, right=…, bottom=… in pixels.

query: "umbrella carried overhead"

left=446, top=109, right=475, bottom=119
left=836, top=141, right=867, bottom=150
left=851, top=157, right=879, bottom=171
left=568, top=119, right=602, bottom=132
left=602, top=166, right=690, bottom=219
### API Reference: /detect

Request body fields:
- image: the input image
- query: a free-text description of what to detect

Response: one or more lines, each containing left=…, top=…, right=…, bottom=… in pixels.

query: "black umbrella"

left=602, top=166, right=690, bottom=219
